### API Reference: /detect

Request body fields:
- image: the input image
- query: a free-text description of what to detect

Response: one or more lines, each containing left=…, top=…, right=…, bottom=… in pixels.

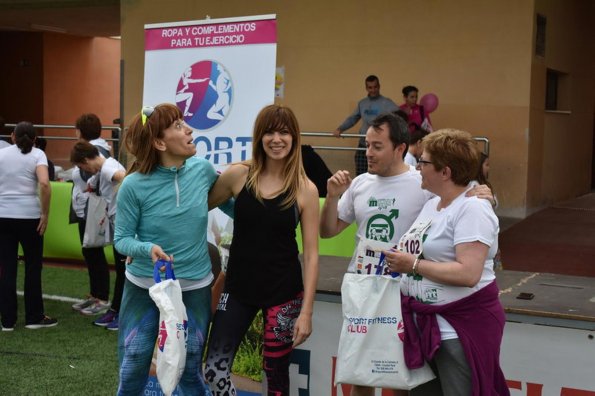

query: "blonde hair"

left=124, top=104, right=183, bottom=174
left=246, top=104, right=307, bottom=209
left=422, top=128, right=480, bottom=186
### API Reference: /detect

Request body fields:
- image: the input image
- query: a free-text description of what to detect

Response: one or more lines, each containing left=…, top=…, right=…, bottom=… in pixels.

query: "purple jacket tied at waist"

left=401, top=281, right=510, bottom=396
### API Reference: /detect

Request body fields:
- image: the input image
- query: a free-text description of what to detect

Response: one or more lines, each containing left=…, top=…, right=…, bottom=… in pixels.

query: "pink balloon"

left=420, top=93, right=439, bottom=114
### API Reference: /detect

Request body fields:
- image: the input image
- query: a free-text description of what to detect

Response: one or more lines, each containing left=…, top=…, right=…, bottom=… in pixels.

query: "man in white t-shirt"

left=322, top=114, right=431, bottom=275
left=321, top=113, right=419, bottom=396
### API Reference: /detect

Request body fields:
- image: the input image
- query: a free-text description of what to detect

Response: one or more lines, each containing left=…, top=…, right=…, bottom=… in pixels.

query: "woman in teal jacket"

left=114, top=103, right=215, bottom=395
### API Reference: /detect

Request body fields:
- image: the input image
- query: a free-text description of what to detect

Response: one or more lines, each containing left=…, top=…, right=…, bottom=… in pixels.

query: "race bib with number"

left=397, top=219, right=432, bottom=257
left=354, top=239, right=397, bottom=276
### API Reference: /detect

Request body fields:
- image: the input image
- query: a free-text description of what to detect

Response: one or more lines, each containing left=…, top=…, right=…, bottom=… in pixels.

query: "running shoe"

left=72, top=297, right=95, bottom=311
left=94, top=310, right=117, bottom=327
left=106, top=314, right=119, bottom=331
left=80, top=300, right=110, bottom=316
left=25, top=316, right=58, bottom=329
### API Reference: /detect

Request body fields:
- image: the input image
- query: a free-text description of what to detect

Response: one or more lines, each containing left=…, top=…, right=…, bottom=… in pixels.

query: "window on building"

left=545, top=68, right=569, bottom=111
left=536, top=14, right=546, bottom=57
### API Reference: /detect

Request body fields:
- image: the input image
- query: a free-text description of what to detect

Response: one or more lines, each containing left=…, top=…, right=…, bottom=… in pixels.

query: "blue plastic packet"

left=377, top=249, right=400, bottom=278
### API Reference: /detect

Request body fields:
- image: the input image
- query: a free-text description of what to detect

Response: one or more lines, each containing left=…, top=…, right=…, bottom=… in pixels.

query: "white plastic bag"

left=149, top=260, right=188, bottom=396
left=335, top=273, right=435, bottom=390
left=82, top=193, right=112, bottom=248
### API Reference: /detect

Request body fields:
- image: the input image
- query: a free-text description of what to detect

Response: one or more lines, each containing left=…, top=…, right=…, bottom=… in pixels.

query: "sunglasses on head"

left=141, top=106, right=155, bottom=126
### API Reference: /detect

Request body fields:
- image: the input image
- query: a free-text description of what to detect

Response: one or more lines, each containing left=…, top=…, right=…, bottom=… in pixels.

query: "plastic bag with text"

left=149, top=260, right=188, bottom=396
left=335, top=273, right=435, bottom=389
left=82, top=193, right=112, bottom=248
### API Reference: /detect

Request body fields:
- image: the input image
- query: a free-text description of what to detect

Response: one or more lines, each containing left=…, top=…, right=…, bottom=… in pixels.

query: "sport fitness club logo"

left=175, top=60, right=233, bottom=131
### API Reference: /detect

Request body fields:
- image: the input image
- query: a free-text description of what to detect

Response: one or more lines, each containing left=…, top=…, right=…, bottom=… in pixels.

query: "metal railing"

left=301, top=131, right=490, bottom=156
left=2, top=123, right=121, bottom=142
left=301, top=132, right=364, bottom=151
left=1, top=123, right=122, bottom=158
left=1, top=124, right=489, bottom=165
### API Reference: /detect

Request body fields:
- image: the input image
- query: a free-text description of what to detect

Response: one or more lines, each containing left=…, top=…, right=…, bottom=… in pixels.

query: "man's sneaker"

left=72, top=297, right=95, bottom=311
left=80, top=299, right=110, bottom=316
left=94, top=310, right=117, bottom=327
left=1, top=326, right=14, bottom=332
left=25, top=316, right=58, bottom=329
left=106, top=314, right=119, bottom=331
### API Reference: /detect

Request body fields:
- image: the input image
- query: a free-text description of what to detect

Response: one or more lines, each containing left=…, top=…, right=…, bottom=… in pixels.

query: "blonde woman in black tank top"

left=205, top=104, right=320, bottom=396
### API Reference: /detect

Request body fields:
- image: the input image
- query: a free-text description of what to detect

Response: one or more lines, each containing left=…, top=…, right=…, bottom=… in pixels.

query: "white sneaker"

left=80, top=300, right=110, bottom=316
left=1, top=326, right=14, bottom=332
left=72, top=297, right=95, bottom=311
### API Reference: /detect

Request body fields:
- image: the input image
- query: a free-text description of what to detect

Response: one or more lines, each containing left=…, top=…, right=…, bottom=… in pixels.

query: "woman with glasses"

left=113, top=104, right=216, bottom=395
left=204, top=104, right=320, bottom=395
left=383, top=129, right=508, bottom=395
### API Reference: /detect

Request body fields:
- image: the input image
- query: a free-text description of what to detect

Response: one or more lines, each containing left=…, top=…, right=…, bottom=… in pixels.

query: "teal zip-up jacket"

left=114, top=157, right=217, bottom=280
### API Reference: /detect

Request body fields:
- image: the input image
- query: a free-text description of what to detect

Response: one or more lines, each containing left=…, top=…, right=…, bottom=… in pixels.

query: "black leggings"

left=110, top=245, right=126, bottom=313
left=77, top=218, right=126, bottom=311
left=77, top=218, right=110, bottom=301
left=204, top=291, right=304, bottom=396
left=0, top=218, right=45, bottom=326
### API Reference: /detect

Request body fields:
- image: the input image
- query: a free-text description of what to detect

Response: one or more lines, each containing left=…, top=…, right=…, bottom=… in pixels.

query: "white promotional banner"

left=143, top=14, right=277, bottom=169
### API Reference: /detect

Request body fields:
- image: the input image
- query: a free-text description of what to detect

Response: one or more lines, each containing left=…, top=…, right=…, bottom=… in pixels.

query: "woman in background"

left=0, top=122, right=56, bottom=330
left=477, top=152, right=498, bottom=209
left=70, top=113, right=113, bottom=316
left=70, top=141, right=126, bottom=330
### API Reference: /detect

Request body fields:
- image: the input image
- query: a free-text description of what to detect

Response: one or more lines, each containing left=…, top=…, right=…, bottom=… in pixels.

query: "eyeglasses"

left=141, top=106, right=155, bottom=126
left=417, top=158, right=433, bottom=168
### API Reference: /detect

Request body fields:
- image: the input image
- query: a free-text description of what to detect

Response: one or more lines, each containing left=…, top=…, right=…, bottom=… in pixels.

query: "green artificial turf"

left=0, top=262, right=118, bottom=395
left=0, top=262, right=263, bottom=394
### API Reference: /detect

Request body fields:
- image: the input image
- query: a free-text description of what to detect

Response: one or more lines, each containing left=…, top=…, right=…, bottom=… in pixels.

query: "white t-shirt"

left=404, top=151, right=418, bottom=167
left=400, top=187, right=499, bottom=339
left=0, top=145, right=48, bottom=218
left=338, top=170, right=433, bottom=273
left=0, top=140, right=11, bottom=149
left=88, top=157, right=125, bottom=218
left=71, top=139, right=113, bottom=218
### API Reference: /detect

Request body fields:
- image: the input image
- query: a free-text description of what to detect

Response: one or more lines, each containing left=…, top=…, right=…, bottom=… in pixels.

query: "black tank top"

left=225, top=185, right=303, bottom=307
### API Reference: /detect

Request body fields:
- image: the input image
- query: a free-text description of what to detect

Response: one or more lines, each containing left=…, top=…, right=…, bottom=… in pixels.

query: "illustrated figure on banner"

left=207, top=64, right=231, bottom=121
left=175, top=67, right=209, bottom=117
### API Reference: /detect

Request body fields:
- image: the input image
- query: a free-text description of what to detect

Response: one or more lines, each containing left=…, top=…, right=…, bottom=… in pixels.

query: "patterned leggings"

left=204, top=291, right=304, bottom=396
left=116, top=280, right=211, bottom=396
